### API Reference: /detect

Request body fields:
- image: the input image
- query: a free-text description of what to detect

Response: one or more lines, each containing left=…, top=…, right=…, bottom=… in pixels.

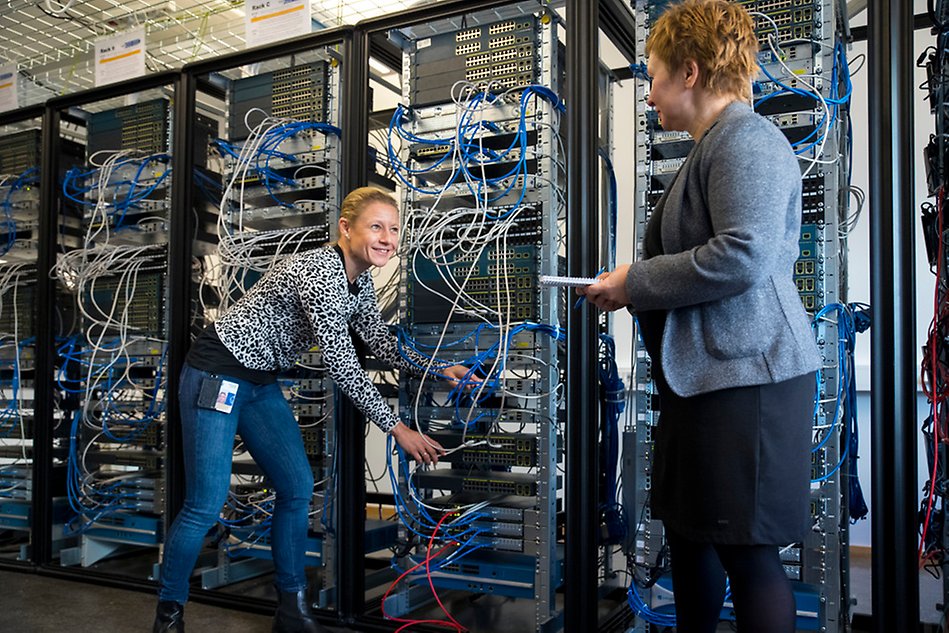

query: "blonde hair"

left=340, top=187, right=398, bottom=224
left=646, top=0, right=758, bottom=102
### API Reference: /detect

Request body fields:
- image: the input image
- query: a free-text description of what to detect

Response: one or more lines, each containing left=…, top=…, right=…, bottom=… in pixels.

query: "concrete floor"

left=0, top=555, right=945, bottom=633
left=0, top=568, right=346, bottom=633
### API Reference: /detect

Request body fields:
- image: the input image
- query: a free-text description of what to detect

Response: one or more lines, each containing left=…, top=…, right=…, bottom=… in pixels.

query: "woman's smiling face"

left=340, top=200, right=400, bottom=273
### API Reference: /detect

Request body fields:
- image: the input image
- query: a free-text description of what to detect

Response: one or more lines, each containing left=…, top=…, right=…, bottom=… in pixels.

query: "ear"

left=338, top=217, right=350, bottom=238
left=683, top=59, right=700, bottom=89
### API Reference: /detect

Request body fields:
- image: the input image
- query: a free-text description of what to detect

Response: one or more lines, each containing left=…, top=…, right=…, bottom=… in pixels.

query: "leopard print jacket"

left=215, top=246, right=424, bottom=432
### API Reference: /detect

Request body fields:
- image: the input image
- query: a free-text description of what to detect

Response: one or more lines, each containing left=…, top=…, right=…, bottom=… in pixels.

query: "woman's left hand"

left=442, top=364, right=479, bottom=387
left=578, top=264, right=632, bottom=312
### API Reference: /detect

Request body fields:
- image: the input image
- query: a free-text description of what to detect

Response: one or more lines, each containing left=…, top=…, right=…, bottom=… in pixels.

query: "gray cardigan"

left=626, top=101, right=821, bottom=397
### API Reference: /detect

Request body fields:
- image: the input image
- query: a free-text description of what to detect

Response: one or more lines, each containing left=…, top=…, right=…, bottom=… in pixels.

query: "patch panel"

left=413, top=143, right=452, bottom=158
left=466, top=52, right=491, bottom=67
left=492, top=61, right=519, bottom=76
left=652, top=157, right=687, bottom=174
left=489, top=34, right=517, bottom=49
left=414, top=469, right=540, bottom=497
left=479, top=74, right=531, bottom=91
left=456, top=27, right=482, bottom=42
left=88, top=99, right=169, bottom=156
left=432, top=432, right=540, bottom=468
left=410, top=16, right=540, bottom=106
left=456, top=41, right=482, bottom=56
left=490, top=48, right=518, bottom=63
left=740, top=0, right=793, bottom=11
left=228, top=62, right=329, bottom=140
left=0, top=129, right=42, bottom=174
left=465, top=66, right=492, bottom=82
left=488, top=20, right=520, bottom=35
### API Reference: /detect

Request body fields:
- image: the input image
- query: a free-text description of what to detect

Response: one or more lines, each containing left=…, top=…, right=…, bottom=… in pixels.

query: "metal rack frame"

left=0, top=103, right=49, bottom=574
left=29, top=71, right=180, bottom=593
left=353, top=0, right=635, bottom=630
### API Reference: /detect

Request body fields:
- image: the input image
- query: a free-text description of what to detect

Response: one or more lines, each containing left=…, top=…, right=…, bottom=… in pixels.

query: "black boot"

left=272, top=589, right=327, bottom=633
left=152, top=600, right=185, bottom=632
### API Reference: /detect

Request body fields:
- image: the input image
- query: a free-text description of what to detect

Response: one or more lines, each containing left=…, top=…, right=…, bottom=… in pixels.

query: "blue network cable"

left=396, top=321, right=564, bottom=427
left=65, top=408, right=143, bottom=535
left=387, top=85, right=564, bottom=209
left=809, top=302, right=870, bottom=521
left=385, top=434, right=488, bottom=562
left=0, top=167, right=39, bottom=255
left=598, top=334, right=627, bottom=544
left=754, top=39, right=852, bottom=156
left=0, top=337, right=36, bottom=439
left=598, top=149, right=618, bottom=269
left=627, top=583, right=677, bottom=628
left=62, top=154, right=172, bottom=229
left=216, top=122, right=341, bottom=209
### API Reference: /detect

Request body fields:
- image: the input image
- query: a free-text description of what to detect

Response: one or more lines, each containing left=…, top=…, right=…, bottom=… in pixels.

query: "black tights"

left=665, top=529, right=796, bottom=633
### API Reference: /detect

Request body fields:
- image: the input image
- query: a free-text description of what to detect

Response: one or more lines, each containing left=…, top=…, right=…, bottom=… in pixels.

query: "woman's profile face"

left=342, top=201, right=400, bottom=272
left=646, top=56, right=691, bottom=132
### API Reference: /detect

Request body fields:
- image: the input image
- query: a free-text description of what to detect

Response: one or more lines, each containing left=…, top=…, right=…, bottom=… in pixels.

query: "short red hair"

left=646, top=0, right=758, bottom=101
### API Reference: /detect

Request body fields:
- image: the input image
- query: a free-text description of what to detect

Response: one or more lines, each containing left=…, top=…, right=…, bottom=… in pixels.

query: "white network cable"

left=393, top=82, right=567, bottom=493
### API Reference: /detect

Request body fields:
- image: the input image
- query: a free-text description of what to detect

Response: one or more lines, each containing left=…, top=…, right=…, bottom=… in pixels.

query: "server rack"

left=385, top=7, right=566, bottom=630
left=0, top=106, right=73, bottom=570
left=384, top=7, right=567, bottom=630
left=50, top=93, right=178, bottom=576
left=14, top=73, right=182, bottom=593
left=919, top=2, right=949, bottom=628
left=627, top=1, right=853, bottom=631
left=354, top=2, right=637, bottom=631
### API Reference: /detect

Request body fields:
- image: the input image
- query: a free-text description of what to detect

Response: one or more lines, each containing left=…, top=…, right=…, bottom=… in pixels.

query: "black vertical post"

left=565, top=0, right=600, bottom=630
left=167, top=72, right=197, bottom=519
left=32, top=105, right=60, bottom=566
left=337, top=29, right=369, bottom=624
left=868, top=1, right=919, bottom=631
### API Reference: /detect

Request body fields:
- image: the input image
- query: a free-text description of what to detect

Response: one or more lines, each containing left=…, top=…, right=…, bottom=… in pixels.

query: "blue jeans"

left=158, top=363, right=315, bottom=603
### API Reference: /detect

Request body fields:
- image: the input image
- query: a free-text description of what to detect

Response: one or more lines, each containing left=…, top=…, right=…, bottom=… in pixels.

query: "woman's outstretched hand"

left=441, top=364, right=480, bottom=387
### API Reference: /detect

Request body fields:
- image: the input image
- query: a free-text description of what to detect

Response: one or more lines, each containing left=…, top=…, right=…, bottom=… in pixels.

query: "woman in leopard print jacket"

left=153, top=187, right=469, bottom=633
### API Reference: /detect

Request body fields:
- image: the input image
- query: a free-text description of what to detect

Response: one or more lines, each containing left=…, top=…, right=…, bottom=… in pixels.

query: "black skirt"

left=639, top=311, right=815, bottom=545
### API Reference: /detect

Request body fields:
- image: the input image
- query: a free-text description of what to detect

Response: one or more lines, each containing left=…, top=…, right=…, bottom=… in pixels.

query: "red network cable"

left=382, top=512, right=467, bottom=632
left=920, top=186, right=946, bottom=566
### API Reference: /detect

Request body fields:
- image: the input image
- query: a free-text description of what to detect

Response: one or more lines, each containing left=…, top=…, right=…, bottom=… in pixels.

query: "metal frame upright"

left=33, top=71, right=181, bottom=592
left=867, top=0, right=919, bottom=631
left=352, top=1, right=635, bottom=631
left=0, top=103, right=49, bottom=573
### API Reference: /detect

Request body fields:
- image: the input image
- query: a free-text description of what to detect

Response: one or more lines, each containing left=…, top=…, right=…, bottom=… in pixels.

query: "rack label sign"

left=245, top=0, right=311, bottom=48
left=95, top=27, right=146, bottom=87
left=0, top=64, right=17, bottom=112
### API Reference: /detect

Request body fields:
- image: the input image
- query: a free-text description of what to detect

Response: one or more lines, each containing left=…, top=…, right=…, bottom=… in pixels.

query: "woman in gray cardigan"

left=580, top=2, right=820, bottom=632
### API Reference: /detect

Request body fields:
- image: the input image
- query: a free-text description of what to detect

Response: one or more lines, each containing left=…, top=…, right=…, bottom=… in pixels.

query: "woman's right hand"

left=390, top=422, right=446, bottom=465
left=578, top=264, right=631, bottom=312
